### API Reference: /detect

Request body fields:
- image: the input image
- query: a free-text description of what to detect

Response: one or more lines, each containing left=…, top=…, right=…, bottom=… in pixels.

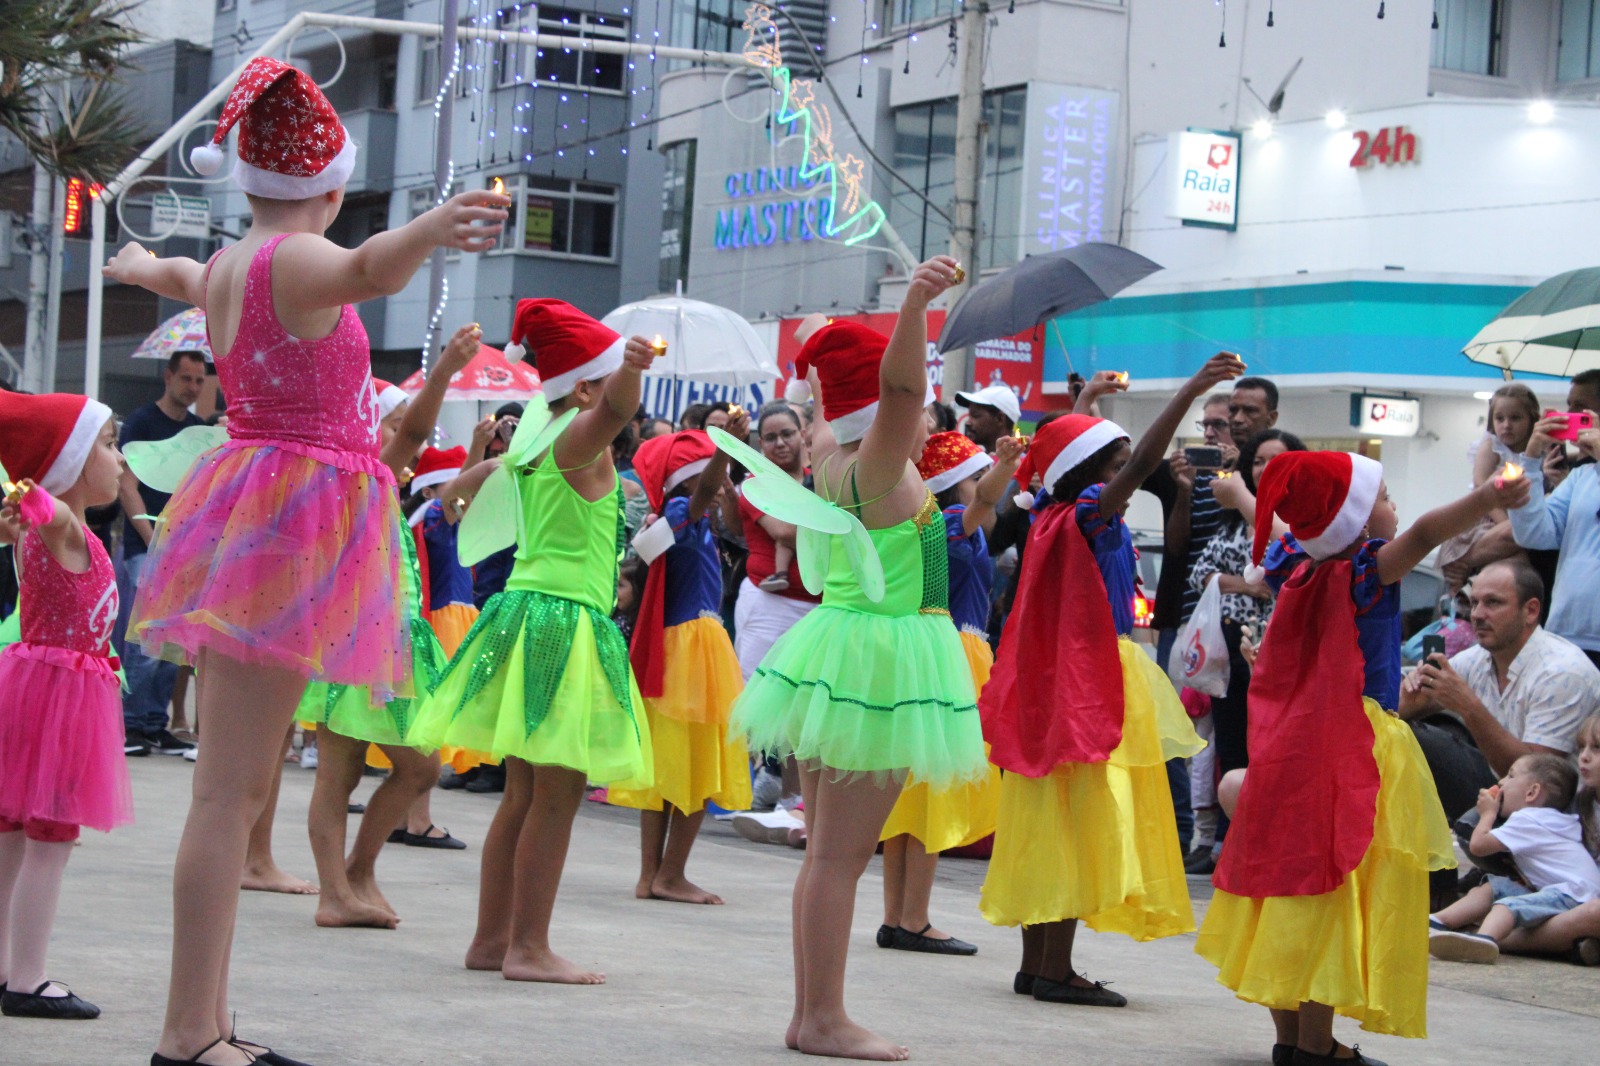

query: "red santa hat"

left=0, top=392, right=114, bottom=495
left=794, top=321, right=934, bottom=444
left=373, top=378, right=409, bottom=420
left=1251, top=450, right=1384, bottom=567
left=916, top=431, right=992, bottom=494
left=411, top=446, right=466, bottom=492
left=190, top=57, right=356, bottom=200
left=500, top=299, right=624, bottom=401
left=1011, top=414, right=1127, bottom=510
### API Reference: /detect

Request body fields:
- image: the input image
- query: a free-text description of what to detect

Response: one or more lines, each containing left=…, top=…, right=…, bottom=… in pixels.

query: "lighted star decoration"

left=742, top=4, right=886, bottom=246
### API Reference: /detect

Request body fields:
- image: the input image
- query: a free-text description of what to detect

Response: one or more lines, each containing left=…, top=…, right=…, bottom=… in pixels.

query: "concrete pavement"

left=7, top=755, right=1596, bottom=1066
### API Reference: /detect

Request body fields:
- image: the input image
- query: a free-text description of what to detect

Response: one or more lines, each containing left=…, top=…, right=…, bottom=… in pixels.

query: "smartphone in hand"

left=1421, top=634, right=1446, bottom=663
left=1184, top=445, right=1224, bottom=471
left=1545, top=409, right=1597, bottom=442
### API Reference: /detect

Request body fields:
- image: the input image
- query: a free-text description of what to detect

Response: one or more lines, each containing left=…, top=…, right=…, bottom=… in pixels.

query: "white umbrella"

left=601, top=287, right=777, bottom=387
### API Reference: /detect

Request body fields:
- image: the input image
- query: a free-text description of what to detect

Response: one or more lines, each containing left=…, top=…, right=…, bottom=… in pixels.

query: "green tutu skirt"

left=731, top=605, right=986, bottom=789
left=406, top=589, right=653, bottom=786
left=297, top=613, right=447, bottom=747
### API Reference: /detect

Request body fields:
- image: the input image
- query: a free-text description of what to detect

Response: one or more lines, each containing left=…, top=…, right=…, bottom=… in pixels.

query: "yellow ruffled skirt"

left=429, top=602, right=496, bottom=774
left=1194, top=699, right=1454, bottom=1039
left=880, top=630, right=1000, bottom=851
left=979, top=639, right=1204, bottom=941
left=609, top=616, right=752, bottom=814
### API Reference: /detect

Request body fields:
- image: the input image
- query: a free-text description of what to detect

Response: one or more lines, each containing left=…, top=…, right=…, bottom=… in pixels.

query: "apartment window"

left=890, top=87, right=1026, bottom=265
left=1431, top=0, right=1502, bottom=75
left=886, top=0, right=959, bottom=27
left=495, top=174, right=619, bottom=259
left=535, top=8, right=628, bottom=91
left=659, top=142, right=696, bottom=292
left=416, top=38, right=440, bottom=105
left=672, top=0, right=745, bottom=60
left=496, top=6, right=535, bottom=86
left=1558, top=0, right=1600, bottom=79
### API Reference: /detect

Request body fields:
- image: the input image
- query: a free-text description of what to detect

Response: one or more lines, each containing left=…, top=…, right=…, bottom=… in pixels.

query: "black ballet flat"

left=891, top=924, right=978, bottom=956
left=400, top=824, right=467, bottom=850
left=875, top=924, right=896, bottom=948
left=1, top=981, right=100, bottom=1019
left=151, top=1036, right=243, bottom=1065
left=234, top=1036, right=315, bottom=1066
left=1291, top=1044, right=1386, bottom=1066
left=1013, top=971, right=1036, bottom=995
left=386, top=827, right=406, bottom=844
left=1030, top=973, right=1127, bottom=1008
left=1273, top=1044, right=1295, bottom=1066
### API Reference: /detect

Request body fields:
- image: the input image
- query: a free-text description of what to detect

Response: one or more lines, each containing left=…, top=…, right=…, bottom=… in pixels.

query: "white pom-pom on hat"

left=190, top=142, right=225, bottom=176
left=784, top=377, right=812, bottom=404
left=1013, top=490, right=1036, bottom=511
left=1243, top=564, right=1266, bottom=585
left=501, top=341, right=525, bottom=363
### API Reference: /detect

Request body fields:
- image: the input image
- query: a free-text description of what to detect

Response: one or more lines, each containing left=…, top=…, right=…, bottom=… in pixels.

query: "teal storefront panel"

left=1042, top=280, right=1546, bottom=386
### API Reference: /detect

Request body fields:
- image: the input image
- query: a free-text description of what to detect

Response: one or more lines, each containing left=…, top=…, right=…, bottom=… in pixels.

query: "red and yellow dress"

left=418, top=498, right=491, bottom=773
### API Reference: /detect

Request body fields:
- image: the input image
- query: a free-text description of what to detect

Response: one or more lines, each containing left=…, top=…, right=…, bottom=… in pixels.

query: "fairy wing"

left=123, top=425, right=228, bottom=495
left=708, top=428, right=885, bottom=602
left=456, top=460, right=520, bottom=567
left=504, top=396, right=577, bottom=468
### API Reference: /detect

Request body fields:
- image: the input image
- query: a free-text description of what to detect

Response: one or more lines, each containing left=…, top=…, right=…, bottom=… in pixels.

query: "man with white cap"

left=955, top=384, right=1021, bottom=452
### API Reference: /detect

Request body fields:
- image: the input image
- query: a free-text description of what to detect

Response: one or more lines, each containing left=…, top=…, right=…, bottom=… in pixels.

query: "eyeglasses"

left=761, top=429, right=800, bottom=445
left=1195, top=419, right=1229, bottom=432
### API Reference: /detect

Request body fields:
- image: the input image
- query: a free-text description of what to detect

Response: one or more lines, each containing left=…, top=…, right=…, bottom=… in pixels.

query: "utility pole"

left=421, top=0, right=461, bottom=375
left=21, top=164, right=51, bottom=393
left=42, top=171, right=67, bottom=392
left=943, top=0, right=988, bottom=400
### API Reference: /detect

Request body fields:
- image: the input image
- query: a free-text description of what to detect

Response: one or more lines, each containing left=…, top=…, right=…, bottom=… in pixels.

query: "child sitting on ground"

left=1429, top=752, right=1600, bottom=964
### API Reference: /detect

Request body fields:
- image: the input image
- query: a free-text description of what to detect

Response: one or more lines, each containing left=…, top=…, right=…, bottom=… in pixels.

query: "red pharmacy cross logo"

left=1207, top=143, right=1233, bottom=170
left=1182, top=629, right=1207, bottom=678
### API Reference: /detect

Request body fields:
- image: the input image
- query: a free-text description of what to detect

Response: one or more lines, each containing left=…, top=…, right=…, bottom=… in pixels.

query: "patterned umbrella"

left=131, top=307, right=213, bottom=361
left=398, top=344, right=542, bottom=401
left=1462, top=267, right=1600, bottom=378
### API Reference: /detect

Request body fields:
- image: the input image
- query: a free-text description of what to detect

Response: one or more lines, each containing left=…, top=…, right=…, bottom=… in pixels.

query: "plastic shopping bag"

left=1169, top=577, right=1230, bottom=698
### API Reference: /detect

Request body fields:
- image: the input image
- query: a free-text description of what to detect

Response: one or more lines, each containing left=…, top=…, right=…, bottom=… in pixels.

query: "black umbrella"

left=936, top=243, right=1163, bottom=353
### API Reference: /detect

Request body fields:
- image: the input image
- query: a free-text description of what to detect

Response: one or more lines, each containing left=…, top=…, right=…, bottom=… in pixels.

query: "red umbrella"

left=398, top=344, right=542, bottom=401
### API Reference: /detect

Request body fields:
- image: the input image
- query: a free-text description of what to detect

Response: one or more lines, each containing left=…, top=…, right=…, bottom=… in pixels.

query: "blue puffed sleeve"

left=1073, top=483, right=1122, bottom=549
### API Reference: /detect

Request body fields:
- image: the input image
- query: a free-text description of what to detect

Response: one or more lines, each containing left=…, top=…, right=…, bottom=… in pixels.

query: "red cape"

left=981, top=504, right=1126, bottom=776
left=1212, top=558, right=1381, bottom=898
left=629, top=555, right=668, bottom=698
left=411, top=519, right=431, bottom=623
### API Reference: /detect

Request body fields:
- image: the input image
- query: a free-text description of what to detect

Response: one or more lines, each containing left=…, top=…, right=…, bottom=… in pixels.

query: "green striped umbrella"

left=1462, top=267, right=1600, bottom=377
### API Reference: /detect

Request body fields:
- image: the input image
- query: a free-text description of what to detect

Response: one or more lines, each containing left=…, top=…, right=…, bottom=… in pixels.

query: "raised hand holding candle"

left=1495, top=461, right=1524, bottom=488
left=650, top=335, right=668, bottom=357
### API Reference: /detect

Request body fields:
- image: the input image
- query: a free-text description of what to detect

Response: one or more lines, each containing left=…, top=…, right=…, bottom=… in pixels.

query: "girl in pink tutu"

left=0, top=392, right=130, bottom=1023
left=101, top=56, right=506, bottom=1066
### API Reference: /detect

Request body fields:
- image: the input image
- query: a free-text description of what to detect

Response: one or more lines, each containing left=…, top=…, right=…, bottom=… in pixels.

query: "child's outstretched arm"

left=553, top=337, right=654, bottom=470
left=436, top=459, right=502, bottom=526
left=688, top=408, right=747, bottom=523
left=856, top=256, right=959, bottom=501
left=102, top=244, right=207, bottom=307
left=1, top=483, right=88, bottom=573
left=965, top=434, right=1024, bottom=536
left=1375, top=475, right=1529, bottom=586
left=380, top=323, right=482, bottom=478
left=1099, top=352, right=1244, bottom=517
left=273, top=189, right=509, bottom=310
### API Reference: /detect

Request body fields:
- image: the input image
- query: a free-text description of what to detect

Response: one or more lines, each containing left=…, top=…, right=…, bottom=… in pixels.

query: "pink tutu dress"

left=0, top=526, right=133, bottom=833
left=129, top=234, right=410, bottom=699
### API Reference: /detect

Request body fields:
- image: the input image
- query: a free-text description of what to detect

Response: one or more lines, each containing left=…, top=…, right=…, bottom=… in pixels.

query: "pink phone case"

left=1546, top=409, right=1596, bottom=442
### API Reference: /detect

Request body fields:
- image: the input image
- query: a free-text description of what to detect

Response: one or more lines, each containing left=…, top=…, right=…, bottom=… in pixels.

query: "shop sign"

left=713, top=166, right=833, bottom=251
left=1168, top=128, right=1241, bottom=231
left=1351, top=394, right=1421, bottom=437
left=1350, top=126, right=1418, bottom=169
left=151, top=191, right=211, bottom=239
left=1021, top=84, right=1120, bottom=255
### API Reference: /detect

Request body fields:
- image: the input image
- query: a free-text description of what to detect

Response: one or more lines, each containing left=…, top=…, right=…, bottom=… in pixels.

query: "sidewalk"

left=10, top=757, right=1596, bottom=1065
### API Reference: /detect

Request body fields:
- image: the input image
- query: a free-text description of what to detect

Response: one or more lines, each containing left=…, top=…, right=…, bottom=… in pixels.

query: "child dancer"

left=0, top=393, right=129, bottom=1022
left=1196, top=451, right=1527, bottom=1066
left=979, top=356, right=1237, bottom=1008
left=297, top=326, right=481, bottom=929
left=720, top=256, right=988, bottom=1061
left=875, top=430, right=1018, bottom=956
left=408, top=299, right=656, bottom=984
left=103, top=56, right=507, bottom=1066
left=611, top=425, right=754, bottom=903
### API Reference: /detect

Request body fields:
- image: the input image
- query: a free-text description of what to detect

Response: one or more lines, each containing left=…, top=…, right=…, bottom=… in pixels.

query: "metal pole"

left=42, top=173, right=67, bottom=392
left=21, top=164, right=51, bottom=393
left=84, top=194, right=106, bottom=400
left=420, top=0, right=461, bottom=372
left=943, top=0, right=988, bottom=400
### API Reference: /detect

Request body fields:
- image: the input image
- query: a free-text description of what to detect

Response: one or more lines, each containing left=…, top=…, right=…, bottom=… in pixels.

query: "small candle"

left=952, top=263, right=966, bottom=284
left=147, top=249, right=156, bottom=257
left=3, top=479, right=30, bottom=504
left=491, top=176, right=505, bottom=196
left=1113, top=371, right=1129, bottom=383
left=1013, top=434, right=1029, bottom=447
left=400, top=467, right=414, bottom=481
left=728, top=403, right=745, bottom=418
left=1500, top=461, right=1524, bottom=481
left=650, top=335, right=667, bottom=357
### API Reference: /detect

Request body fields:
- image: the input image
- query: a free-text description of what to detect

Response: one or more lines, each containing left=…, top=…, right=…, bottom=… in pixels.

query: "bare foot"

left=797, top=1018, right=909, bottom=1061
left=786, top=1014, right=803, bottom=1051
left=347, top=867, right=399, bottom=918
left=635, top=876, right=656, bottom=900
left=314, top=894, right=400, bottom=929
left=464, top=938, right=507, bottom=971
left=241, top=863, right=319, bottom=895
left=502, top=945, right=605, bottom=984
left=649, top=875, right=725, bottom=905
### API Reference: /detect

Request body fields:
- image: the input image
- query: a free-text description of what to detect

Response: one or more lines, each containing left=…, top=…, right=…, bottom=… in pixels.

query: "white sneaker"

left=182, top=746, right=199, bottom=763
left=301, top=745, right=318, bottom=770
left=1429, top=929, right=1500, bottom=964
left=732, top=808, right=804, bottom=845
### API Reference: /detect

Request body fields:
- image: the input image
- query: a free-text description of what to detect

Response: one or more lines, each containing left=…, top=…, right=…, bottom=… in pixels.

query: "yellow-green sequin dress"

left=407, top=457, right=653, bottom=786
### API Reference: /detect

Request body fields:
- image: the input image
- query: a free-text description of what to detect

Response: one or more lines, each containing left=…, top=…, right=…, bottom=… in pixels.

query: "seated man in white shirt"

left=1399, top=558, right=1600, bottom=820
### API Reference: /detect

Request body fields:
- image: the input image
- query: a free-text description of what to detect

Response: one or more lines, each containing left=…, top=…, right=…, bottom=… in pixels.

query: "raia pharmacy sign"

left=1168, top=128, right=1241, bottom=231
left=1351, top=394, right=1422, bottom=438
